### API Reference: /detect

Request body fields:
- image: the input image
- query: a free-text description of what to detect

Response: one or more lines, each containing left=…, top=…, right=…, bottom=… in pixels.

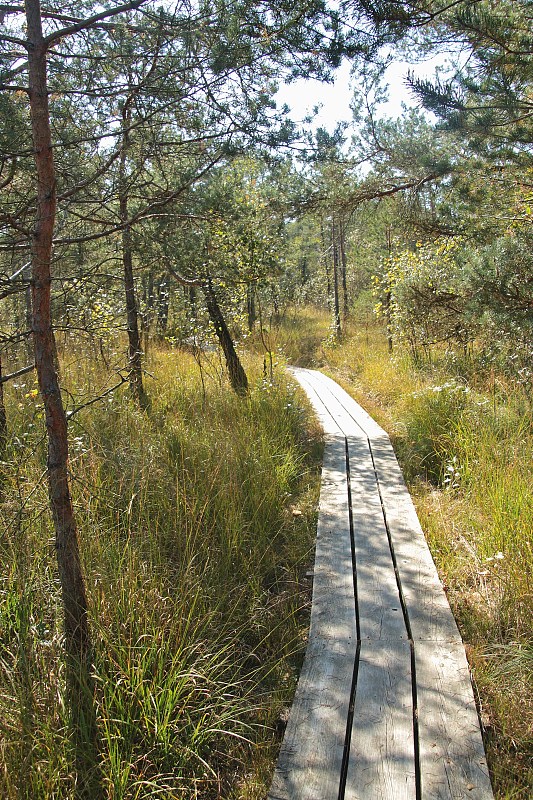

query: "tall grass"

left=0, top=347, right=321, bottom=798
left=247, top=305, right=334, bottom=369
left=279, top=307, right=532, bottom=800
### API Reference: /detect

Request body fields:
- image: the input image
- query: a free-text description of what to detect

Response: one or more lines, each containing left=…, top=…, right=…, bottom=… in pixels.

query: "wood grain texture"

left=416, top=640, right=494, bottom=799
left=288, top=369, right=344, bottom=436
left=291, top=368, right=369, bottom=439
left=370, top=436, right=463, bottom=644
left=268, top=435, right=356, bottom=800
left=272, top=368, right=493, bottom=800
left=345, top=640, right=415, bottom=800
left=347, top=435, right=407, bottom=641
left=305, top=368, right=387, bottom=438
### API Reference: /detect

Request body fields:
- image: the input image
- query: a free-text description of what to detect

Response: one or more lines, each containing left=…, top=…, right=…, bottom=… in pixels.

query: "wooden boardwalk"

left=268, top=368, right=493, bottom=800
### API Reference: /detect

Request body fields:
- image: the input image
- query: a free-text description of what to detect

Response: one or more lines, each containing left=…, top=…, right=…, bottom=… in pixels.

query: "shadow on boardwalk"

left=268, top=368, right=493, bottom=800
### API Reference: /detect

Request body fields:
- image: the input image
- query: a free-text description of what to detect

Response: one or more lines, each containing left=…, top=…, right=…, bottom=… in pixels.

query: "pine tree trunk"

left=186, top=284, right=197, bottom=325
left=320, top=220, right=332, bottom=310
left=385, top=225, right=393, bottom=353
left=122, top=217, right=147, bottom=406
left=25, top=263, right=33, bottom=359
left=142, top=270, right=156, bottom=353
left=157, top=275, right=170, bottom=334
left=24, top=3, right=100, bottom=795
left=247, top=283, right=256, bottom=331
left=203, top=279, right=248, bottom=395
left=339, top=219, right=349, bottom=320
left=331, top=218, right=341, bottom=338
left=119, top=120, right=147, bottom=408
left=386, top=289, right=394, bottom=354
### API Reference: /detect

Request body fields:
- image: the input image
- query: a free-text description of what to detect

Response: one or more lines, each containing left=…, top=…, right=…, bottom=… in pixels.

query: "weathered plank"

left=273, top=368, right=494, bottom=800
left=369, top=438, right=492, bottom=796
left=268, top=435, right=356, bottom=800
left=416, top=640, right=494, bottom=799
left=268, top=636, right=352, bottom=800
left=296, top=367, right=464, bottom=644
left=301, top=369, right=493, bottom=796
left=345, top=640, right=415, bottom=800
left=289, top=369, right=344, bottom=436
left=292, top=368, right=369, bottom=439
left=305, top=368, right=386, bottom=438
left=294, top=369, right=408, bottom=640
left=347, top=435, right=407, bottom=641
left=370, top=435, right=463, bottom=644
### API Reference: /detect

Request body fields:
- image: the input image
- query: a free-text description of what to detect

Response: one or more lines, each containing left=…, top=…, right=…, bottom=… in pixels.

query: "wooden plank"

left=345, top=639, right=416, bottom=800
left=268, top=637, right=353, bottom=800
left=268, top=434, right=356, bottom=800
left=294, top=370, right=407, bottom=640
left=347, top=435, right=407, bottom=641
left=277, top=368, right=493, bottom=800
left=305, top=368, right=387, bottom=439
left=298, top=366, right=463, bottom=643
left=288, top=369, right=344, bottom=436
left=416, top=640, right=494, bottom=799
left=370, top=436, right=463, bottom=644
left=292, top=368, right=368, bottom=439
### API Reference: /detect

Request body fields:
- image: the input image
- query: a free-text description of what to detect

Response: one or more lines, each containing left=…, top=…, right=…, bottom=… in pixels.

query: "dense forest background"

left=1, top=1, right=531, bottom=798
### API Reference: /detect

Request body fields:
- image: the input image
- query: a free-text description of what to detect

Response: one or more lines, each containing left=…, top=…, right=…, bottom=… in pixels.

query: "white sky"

left=275, top=56, right=444, bottom=133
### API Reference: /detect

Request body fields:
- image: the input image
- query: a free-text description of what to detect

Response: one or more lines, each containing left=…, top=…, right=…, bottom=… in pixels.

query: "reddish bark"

left=25, top=0, right=90, bottom=663
left=25, top=6, right=101, bottom=796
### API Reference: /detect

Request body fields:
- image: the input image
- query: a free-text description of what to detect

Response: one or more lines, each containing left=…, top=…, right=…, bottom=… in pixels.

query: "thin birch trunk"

left=331, top=217, right=341, bottom=338
left=320, top=220, right=332, bottom=310
left=339, top=218, right=349, bottom=321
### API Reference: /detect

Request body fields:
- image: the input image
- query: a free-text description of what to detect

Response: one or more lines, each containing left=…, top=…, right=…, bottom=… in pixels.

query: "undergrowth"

left=2, top=307, right=531, bottom=799
left=0, top=347, right=321, bottom=799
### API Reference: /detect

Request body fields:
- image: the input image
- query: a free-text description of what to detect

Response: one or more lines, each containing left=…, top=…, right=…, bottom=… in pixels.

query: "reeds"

left=0, top=348, right=321, bottom=799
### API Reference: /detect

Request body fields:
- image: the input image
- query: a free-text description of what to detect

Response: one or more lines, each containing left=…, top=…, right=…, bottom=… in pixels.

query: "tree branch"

left=166, top=264, right=203, bottom=288
left=0, top=364, right=35, bottom=385
left=44, top=0, right=149, bottom=46
left=66, top=376, right=129, bottom=419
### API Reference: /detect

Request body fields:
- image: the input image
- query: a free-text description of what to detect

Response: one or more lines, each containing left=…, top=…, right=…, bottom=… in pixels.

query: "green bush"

left=397, top=381, right=472, bottom=485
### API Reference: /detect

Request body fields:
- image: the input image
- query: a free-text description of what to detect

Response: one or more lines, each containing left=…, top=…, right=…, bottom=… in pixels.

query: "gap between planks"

left=267, top=368, right=493, bottom=800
